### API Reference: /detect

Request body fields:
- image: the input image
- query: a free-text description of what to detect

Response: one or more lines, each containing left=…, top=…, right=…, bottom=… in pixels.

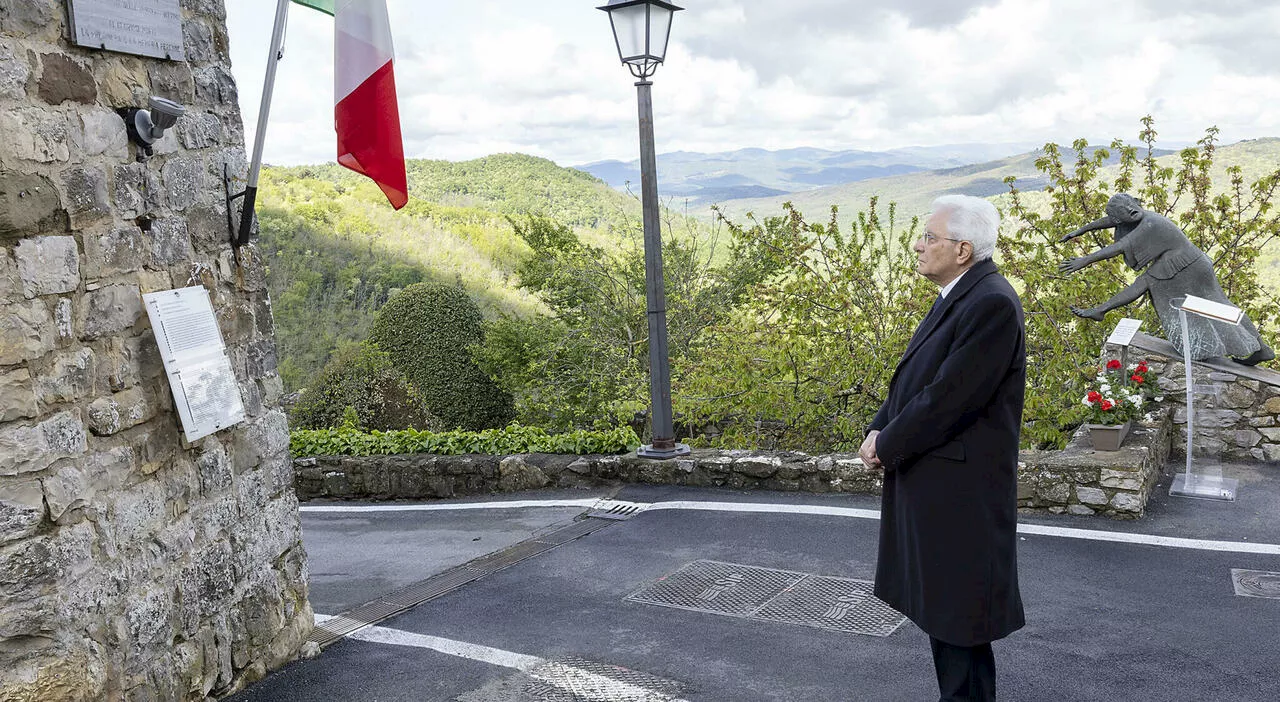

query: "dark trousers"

left=929, top=637, right=996, bottom=702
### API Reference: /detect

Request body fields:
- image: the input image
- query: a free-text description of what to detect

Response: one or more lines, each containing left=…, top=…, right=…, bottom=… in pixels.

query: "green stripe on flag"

left=291, top=0, right=335, bottom=16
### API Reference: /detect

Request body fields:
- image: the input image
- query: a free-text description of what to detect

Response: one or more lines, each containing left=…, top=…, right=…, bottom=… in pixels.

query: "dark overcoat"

left=869, top=258, right=1026, bottom=647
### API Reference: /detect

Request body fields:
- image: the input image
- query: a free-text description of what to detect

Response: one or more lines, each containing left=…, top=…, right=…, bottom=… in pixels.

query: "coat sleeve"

left=874, top=292, right=1021, bottom=472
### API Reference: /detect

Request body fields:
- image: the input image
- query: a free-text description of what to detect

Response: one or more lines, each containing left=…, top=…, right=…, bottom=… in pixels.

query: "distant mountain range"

left=574, top=143, right=1043, bottom=204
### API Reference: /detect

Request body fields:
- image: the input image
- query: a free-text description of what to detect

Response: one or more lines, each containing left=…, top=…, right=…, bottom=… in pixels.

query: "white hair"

left=931, top=195, right=1000, bottom=262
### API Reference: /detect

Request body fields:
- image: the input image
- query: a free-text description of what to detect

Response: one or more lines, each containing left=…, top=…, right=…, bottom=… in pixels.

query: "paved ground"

left=229, top=461, right=1280, bottom=701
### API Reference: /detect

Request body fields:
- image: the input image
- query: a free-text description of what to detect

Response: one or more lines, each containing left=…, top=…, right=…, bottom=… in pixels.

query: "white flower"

left=1082, top=396, right=1093, bottom=406
left=1128, top=363, right=1138, bottom=370
left=1101, top=383, right=1112, bottom=393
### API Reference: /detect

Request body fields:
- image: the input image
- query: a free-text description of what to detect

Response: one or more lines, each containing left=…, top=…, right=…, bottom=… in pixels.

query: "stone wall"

left=1112, top=335, right=1280, bottom=463
left=295, top=413, right=1173, bottom=520
left=0, top=2, right=310, bottom=700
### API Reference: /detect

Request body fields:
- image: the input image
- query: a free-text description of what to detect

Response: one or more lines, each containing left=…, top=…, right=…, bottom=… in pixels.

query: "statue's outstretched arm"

left=1069, top=272, right=1150, bottom=321
left=1060, top=215, right=1117, bottom=243
left=1059, top=241, right=1124, bottom=274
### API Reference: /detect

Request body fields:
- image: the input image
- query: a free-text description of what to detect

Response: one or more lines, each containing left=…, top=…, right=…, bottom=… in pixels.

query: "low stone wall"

left=1017, top=409, right=1173, bottom=519
left=1119, top=334, right=1280, bottom=463
left=296, top=410, right=1177, bottom=520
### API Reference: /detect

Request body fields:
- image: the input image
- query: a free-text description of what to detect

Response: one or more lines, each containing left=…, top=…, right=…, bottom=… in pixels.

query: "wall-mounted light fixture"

left=120, top=96, right=186, bottom=161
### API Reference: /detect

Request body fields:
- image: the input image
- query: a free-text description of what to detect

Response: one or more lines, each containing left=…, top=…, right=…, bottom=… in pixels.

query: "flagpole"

left=235, top=0, right=292, bottom=247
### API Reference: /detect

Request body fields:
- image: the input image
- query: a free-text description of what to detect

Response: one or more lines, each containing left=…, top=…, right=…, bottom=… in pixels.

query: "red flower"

left=1101, top=400, right=1114, bottom=411
left=1107, top=359, right=1122, bottom=370
left=1087, top=391, right=1103, bottom=403
left=1131, top=374, right=1144, bottom=383
left=1137, top=362, right=1149, bottom=372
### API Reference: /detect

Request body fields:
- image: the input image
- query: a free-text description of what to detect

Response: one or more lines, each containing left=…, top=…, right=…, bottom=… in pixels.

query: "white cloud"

left=224, top=0, right=1280, bottom=168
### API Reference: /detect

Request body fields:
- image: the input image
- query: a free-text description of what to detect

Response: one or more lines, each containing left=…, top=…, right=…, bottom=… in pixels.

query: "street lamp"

left=598, top=0, right=690, bottom=459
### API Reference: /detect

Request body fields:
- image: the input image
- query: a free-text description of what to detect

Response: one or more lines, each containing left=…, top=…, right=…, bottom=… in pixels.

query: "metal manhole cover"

left=752, top=576, right=906, bottom=637
left=625, top=560, right=806, bottom=617
left=1232, top=569, right=1280, bottom=599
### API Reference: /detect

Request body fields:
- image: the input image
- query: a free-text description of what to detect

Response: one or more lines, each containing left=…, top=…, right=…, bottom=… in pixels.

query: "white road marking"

left=313, top=615, right=687, bottom=701
left=302, top=498, right=1280, bottom=555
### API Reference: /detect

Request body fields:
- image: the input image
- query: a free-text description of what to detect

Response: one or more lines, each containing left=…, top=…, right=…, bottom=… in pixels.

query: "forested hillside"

left=258, top=153, right=645, bottom=390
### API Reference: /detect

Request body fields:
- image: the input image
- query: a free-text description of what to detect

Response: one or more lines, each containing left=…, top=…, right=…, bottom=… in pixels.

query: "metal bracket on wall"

left=223, top=163, right=249, bottom=248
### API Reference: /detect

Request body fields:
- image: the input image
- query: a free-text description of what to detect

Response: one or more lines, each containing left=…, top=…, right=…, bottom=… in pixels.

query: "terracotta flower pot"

left=1085, top=421, right=1131, bottom=451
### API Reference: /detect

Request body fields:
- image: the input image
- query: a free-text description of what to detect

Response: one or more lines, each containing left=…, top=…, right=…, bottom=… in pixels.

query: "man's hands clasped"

left=860, top=430, right=882, bottom=471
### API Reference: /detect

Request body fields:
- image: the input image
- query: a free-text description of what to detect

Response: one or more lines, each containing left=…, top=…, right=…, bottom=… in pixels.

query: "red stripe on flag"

left=335, top=60, right=408, bottom=209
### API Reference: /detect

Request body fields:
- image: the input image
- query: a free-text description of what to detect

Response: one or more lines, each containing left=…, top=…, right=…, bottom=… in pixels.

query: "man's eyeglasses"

left=922, top=231, right=963, bottom=245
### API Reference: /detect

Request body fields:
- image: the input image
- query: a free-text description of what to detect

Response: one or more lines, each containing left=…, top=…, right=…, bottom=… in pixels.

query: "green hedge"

left=290, top=424, right=641, bottom=458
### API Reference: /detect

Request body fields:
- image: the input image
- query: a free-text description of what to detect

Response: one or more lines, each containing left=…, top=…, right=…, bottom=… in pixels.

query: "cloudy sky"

left=224, top=0, right=1280, bottom=168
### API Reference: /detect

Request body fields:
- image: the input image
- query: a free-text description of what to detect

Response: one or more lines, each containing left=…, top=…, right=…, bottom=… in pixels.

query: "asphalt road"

left=229, top=462, right=1280, bottom=701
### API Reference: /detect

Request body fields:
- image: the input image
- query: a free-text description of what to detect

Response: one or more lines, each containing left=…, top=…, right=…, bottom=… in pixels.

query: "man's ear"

left=958, top=241, right=974, bottom=265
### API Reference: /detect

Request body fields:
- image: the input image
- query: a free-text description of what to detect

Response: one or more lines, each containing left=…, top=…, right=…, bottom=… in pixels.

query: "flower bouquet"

left=1077, top=358, right=1162, bottom=450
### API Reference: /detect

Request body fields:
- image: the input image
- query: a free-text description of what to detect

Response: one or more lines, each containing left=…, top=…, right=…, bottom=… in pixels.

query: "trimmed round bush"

left=369, top=282, right=515, bottom=430
left=290, top=342, right=440, bottom=431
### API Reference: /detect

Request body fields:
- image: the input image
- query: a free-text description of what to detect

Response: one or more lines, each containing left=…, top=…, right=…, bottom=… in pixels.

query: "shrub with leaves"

left=369, top=282, right=515, bottom=430
left=680, top=200, right=932, bottom=451
left=289, top=342, right=440, bottom=431
left=290, top=423, right=641, bottom=457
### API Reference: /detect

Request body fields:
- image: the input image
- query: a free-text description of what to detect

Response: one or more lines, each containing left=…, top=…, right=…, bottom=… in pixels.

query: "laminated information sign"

left=143, top=286, right=245, bottom=442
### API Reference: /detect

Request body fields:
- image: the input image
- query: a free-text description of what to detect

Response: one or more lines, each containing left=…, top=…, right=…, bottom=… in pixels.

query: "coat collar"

left=897, top=258, right=999, bottom=369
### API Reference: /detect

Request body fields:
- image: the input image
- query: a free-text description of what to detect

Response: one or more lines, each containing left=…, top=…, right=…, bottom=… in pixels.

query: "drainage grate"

left=587, top=500, right=646, bottom=521
left=753, top=576, right=906, bottom=637
left=1232, top=569, right=1280, bottom=599
left=457, top=656, right=689, bottom=702
left=626, top=560, right=907, bottom=637
left=309, top=517, right=617, bottom=648
left=625, top=560, right=807, bottom=617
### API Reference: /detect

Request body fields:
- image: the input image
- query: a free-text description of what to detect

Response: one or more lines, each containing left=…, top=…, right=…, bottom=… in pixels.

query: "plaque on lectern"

left=144, top=286, right=245, bottom=442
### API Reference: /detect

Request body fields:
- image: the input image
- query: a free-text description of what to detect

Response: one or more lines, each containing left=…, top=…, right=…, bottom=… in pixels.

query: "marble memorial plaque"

left=68, top=0, right=185, bottom=61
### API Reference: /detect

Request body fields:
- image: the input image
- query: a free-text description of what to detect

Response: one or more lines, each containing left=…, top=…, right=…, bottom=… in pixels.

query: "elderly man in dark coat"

left=860, top=194, right=1026, bottom=702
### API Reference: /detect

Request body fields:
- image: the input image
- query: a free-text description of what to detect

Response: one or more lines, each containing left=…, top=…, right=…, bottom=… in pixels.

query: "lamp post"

left=599, top=0, right=690, bottom=459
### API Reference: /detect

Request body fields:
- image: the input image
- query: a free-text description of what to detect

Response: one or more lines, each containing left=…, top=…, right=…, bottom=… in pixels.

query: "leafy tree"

left=1000, top=117, right=1280, bottom=447
left=475, top=214, right=775, bottom=433
left=370, top=282, right=515, bottom=430
left=679, top=200, right=931, bottom=451
left=289, top=342, right=440, bottom=431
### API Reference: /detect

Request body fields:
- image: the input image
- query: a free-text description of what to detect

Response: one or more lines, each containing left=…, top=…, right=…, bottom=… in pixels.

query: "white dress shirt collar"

left=939, top=268, right=969, bottom=299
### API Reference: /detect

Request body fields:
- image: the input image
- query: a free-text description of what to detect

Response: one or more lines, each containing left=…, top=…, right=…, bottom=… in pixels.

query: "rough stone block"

left=0, top=39, right=31, bottom=100
left=0, top=249, right=18, bottom=303
left=0, top=299, right=55, bottom=365
left=1075, top=486, right=1109, bottom=506
left=0, top=171, right=66, bottom=238
left=15, top=235, right=79, bottom=297
left=1038, top=482, right=1071, bottom=504
left=113, top=163, right=164, bottom=219
left=1264, top=397, right=1280, bottom=414
left=41, top=463, right=94, bottom=521
left=0, top=478, right=46, bottom=546
left=76, top=109, right=129, bottom=160
left=1265, top=444, right=1280, bottom=463
left=1172, top=408, right=1242, bottom=428
left=1099, top=469, right=1142, bottom=491
left=0, top=108, right=71, bottom=162
left=148, top=61, right=195, bottom=103
left=197, top=440, right=233, bottom=496
left=1068, top=505, right=1095, bottom=516
left=1249, top=416, right=1276, bottom=428
left=177, top=111, right=223, bottom=149
left=87, top=388, right=153, bottom=436
left=33, top=349, right=95, bottom=411
left=1259, top=428, right=1280, bottom=442
left=37, top=53, right=96, bottom=105
left=1234, top=429, right=1262, bottom=448
left=150, top=217, right=192, bottom=265
left=0, top=410, right=87, bottom=477
left=0, top=367, right=38, bottom=421
left=62, top=166, right=110, bottom=229
left=735, top=454, right=781, bottom=478
left=110, top=479, right=166, bottom=547
left=498, top=456, right=550, bottom=492
left=79, top=284, right=144, bottom=339
left=192, top=65, right=238, bottom=106
left=127, top=588, right=176, bottom=649
left=54, top=296, right=73, bottom=342
left=84, top=227, right=145, bottom=279
left=161, top=156, right=203, bottom=211
left=0, top=537, right=59, bottom=601
left=1109, top=492, right=1143, bottom=513
left=0, top=0, right=59, bottom=40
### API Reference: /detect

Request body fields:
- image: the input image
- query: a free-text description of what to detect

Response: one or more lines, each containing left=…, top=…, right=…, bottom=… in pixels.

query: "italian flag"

left=293, top=0, right=408, bottom=209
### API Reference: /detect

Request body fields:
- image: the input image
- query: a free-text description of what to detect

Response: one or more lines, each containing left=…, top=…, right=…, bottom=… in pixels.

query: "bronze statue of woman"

left=1058, top=193, right=1274, bottom=366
